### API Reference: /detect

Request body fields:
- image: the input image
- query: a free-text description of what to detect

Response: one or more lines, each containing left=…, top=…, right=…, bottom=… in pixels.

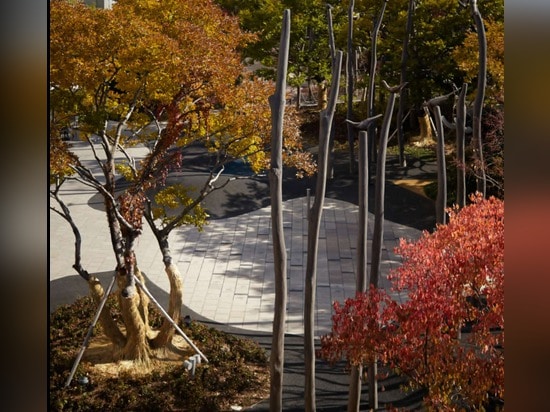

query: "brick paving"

left=50, top=141, right=423, bottom=337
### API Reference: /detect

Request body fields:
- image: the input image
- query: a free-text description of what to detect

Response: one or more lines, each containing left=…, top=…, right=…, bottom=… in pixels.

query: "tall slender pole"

left=426, top=92, right=453, bottom=225
left=345, top=115, right=380, bottom=411
left=470, top=0, right=487, bottom=197
left=268, top=10, right=291, bottom=411
left=65, top=273, right=117, bottom=387
left=433, top=104, right=447, bottom=224
left=396, top=0, right=416, bottom=167
left=456, top=83, right=468, bottom=208
left=346, top=0, right=356, bottom=174
left=326, top=4, right=336, bottom=179
left=367, top=82, right=404, bottom=410
left=366, top=0, right=389, bottom=178
left=304, top=51, right=343, bottom=412
left=347, top=133, right=370, bottom=412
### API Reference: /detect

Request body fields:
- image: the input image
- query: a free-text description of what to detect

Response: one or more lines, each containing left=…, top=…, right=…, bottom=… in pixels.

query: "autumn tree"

left=50, top=0, right=314, bottom=364
left=453, top=11, right=504, bottom=105
left=329, top=0, right=502, bottom=127
left=319, top=194, right=504, bottom=410
left=452, top=1, right=504, bottom=199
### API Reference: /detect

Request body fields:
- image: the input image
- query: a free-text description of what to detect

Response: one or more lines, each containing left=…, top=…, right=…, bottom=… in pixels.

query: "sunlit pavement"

left=50, top=141, right=423, bottom=337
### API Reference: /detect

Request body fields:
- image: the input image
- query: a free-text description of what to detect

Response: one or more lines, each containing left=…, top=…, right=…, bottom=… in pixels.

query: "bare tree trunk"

left=344, top=114, right=380, bottom=412
left=367, top=63, right=395, bottom=297
left=396, top=0, right=416, bottom=167
left=356, top=129, right=370, bottom=296
left=470, top=0, right=487, bottom=197
left=326, top=4, right=337, bottom=180
left=346, top=0, right=356, bottom=174
left=268, top=10, right=290, bottom=411
left=104, top=199, right=125, bottom=270
left=456, top=83, right=468, bottom=208
left=317, top=81, right=328, bottom=110
left=427, top=94, right=449, bottom=225
left=348, top=130, right=369, bottom=412
left=366, top=82, right=404, bottom=411
left=366, top=0, right=389, bottom=183
left=435, top=105, right=447, bottom=224
left=304, top=50, right=343, bottom=412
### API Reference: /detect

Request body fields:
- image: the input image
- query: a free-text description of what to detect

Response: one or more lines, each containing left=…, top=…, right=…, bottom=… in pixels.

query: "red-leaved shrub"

left=319, top=194, right=504, bottom=410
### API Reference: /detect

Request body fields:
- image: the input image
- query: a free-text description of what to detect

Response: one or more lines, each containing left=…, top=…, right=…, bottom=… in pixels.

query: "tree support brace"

left=64, top=272, right=117, bottom=388
left=64, top=272, right=208, bottom=389
left=133, top=275, right=208, bottom=364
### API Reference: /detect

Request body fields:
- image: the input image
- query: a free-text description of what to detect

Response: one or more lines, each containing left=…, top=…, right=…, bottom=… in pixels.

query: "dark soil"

left=49, top=296, right=270, bottom=411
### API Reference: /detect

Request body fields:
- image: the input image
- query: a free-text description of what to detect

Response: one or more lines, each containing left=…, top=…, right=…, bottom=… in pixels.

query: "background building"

left=83, top=0, right=113, bottom=9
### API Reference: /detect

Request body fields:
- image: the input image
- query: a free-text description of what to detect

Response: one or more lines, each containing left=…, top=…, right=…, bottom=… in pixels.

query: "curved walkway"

left=50, top=194, right=419, bottom=337
left=146, top=196, right=418, bottom=336
left=50, top=141, right=431, bottom=338
left=50, top=141, right=436, bottom=410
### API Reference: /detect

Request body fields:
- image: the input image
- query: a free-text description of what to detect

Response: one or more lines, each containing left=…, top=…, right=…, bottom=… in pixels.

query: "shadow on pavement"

left=50, top=265, right=425, bottom=411
left=86, top=145, right=436, bottom=233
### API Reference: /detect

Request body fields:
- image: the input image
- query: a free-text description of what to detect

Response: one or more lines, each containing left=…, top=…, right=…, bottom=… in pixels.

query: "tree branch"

left=49, top=181, right=90, bottom=281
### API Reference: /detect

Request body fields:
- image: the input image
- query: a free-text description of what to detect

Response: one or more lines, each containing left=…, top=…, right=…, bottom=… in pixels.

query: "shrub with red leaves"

left=319, top=194, right=504, bottom=410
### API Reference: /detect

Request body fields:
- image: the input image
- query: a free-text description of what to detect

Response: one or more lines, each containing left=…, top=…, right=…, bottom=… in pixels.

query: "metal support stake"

left=65, top=272, right=117, bottom=387
left=133, top=275, right=208, bottom=363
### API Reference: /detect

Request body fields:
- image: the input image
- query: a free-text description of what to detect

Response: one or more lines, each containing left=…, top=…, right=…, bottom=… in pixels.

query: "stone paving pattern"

left=50, top=141, right=422, bottom=337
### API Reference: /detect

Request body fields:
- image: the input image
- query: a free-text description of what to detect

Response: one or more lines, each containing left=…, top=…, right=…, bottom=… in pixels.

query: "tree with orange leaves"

left=50, top=0, right=314, bottom=364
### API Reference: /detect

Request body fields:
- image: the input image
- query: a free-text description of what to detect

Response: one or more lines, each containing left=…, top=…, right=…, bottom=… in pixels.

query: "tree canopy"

left=216, top=0, right=334, bottom=89
left=50, top=0, right=314, bottom=194
left=50, top=0, right=314, bottom=363
left=217, top=0, right=504, bottom=111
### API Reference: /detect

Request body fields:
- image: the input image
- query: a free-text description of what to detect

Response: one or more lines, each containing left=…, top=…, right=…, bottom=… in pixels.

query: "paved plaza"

left=50, top=141, right=425, bottom=337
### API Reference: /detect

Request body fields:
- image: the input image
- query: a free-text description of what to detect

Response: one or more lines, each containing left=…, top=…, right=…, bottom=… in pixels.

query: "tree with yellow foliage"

left=50, top=0, right=313, bottom=363
left=453, top=18, right=504, bottom=105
